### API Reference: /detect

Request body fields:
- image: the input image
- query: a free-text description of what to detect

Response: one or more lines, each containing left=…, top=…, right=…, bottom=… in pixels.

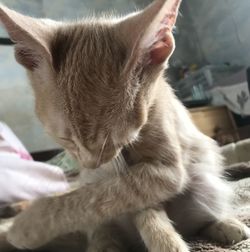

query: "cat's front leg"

left=7, top=161, right=186, bottom=250
left=135, top=208, right=189, bottom=252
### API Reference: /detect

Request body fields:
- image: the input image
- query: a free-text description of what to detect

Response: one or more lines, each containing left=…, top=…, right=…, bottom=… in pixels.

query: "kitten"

left=0, top=0, right=250, bottom=251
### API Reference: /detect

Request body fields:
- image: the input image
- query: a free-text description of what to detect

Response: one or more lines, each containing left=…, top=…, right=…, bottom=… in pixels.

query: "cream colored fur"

left=0, top=0, right=250, bottom=251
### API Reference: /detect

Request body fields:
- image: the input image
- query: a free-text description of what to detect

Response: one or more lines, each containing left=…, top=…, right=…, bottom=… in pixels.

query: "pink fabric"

left=0, top=122, right=69, bottom=206
left=0, top=122, right=32, bottom=160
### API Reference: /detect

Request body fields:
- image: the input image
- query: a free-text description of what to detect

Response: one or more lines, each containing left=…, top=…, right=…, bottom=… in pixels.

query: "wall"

left=0, top=0, right=151, bottom=152
left=171, top=0, right=205, bottom=66
left=43, top=0, right=152, bottom=20
left=186, top=0, right=250, bottom=66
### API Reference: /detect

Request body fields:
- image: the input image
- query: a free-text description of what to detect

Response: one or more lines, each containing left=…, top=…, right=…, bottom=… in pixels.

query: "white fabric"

left=210, top=81, right=250, bottom=116
left=0, top=122, right=69, bottom=206
left=0, top=122, right=32, bottom=161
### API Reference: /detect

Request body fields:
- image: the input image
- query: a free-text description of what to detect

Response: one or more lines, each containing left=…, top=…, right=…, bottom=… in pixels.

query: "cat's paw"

left=151, top=233, right=189, bottom=252
left=7, top=199, right=55, bottom=249
left=0, top=219, right=15, bottom=252
left=202, top=218, right=250, bottom=245
left=164, top=236, right=189, bottom=252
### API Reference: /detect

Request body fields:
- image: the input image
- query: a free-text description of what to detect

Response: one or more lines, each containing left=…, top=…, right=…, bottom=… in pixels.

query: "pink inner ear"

left=148, top=0, right=180, bottom=65
left=161, top=0, right=180, bottom=29
left=150, top=33, right=174, bottom=65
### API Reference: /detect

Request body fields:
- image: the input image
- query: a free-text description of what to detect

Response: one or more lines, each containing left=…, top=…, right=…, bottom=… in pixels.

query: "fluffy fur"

left=0, top=0, right=249, bottom=251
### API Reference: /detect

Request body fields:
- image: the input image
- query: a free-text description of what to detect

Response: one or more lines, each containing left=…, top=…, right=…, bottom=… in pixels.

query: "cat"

left=0, top=0, right=250, bottom=251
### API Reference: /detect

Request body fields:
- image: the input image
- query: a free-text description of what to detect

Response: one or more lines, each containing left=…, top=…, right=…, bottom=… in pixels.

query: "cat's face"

left=31, top=24, right=149, bottom=168
left=0, top=0, right=181, bottom=168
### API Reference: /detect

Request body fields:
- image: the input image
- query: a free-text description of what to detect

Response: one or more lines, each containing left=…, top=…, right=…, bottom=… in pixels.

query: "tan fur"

left=134, top=208, right=189, bottom=252
left=0, top=0, right=250, bottom=251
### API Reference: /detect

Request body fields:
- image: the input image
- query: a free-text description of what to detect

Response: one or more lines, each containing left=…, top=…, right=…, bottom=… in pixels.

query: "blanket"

left=0, top=160, right=250, bottom=252
left=0, top=122, right=69, bottom=206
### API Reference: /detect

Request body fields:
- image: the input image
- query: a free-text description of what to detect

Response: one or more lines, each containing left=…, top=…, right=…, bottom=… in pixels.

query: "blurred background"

left=1, top=0, right=250, bottom=152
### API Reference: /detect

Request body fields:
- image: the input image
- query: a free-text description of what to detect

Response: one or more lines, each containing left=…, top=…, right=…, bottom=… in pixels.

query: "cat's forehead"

left=50, top=22, right=126, bottom=75
left=48, top=22, right=131, bottom=131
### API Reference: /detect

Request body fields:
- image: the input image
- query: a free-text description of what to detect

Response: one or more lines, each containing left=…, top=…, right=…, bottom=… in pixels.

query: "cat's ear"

left=0, top=4, right=54, bottom=70
left=119, top=0, right=181, bottom=66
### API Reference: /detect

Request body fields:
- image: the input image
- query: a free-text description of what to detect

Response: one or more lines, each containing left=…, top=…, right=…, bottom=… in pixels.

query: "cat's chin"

left=80, top=160, right=110, bottom=169
left=82, top=154, right=122, bottom=170
left=86, top=160, right=113, bottom=169
left=80, top=162, right=99, bottom=169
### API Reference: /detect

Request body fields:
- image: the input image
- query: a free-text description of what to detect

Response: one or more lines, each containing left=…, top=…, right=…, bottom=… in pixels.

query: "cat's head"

left=0, top=0, right=181, bottom=168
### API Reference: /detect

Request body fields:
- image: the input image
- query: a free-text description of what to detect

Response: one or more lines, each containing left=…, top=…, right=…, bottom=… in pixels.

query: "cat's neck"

left=125, top=76, right=182, bottom=165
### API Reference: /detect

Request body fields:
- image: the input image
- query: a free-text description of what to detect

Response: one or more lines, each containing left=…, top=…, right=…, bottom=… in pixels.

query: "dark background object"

left=183, top=98, right=211, bottom=109
left=31, top=149, right=63, bottom=162
left=225, top=162, right=250, bottom=181
left=231, top=67, right=250, bottom=130
left=0, top=38, right=14, bottom=45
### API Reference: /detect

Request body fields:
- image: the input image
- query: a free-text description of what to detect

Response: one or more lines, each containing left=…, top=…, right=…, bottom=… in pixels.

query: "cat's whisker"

left=96, top=133, right=109, bottom=168
left=128, top=141, right=136, bottom=153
